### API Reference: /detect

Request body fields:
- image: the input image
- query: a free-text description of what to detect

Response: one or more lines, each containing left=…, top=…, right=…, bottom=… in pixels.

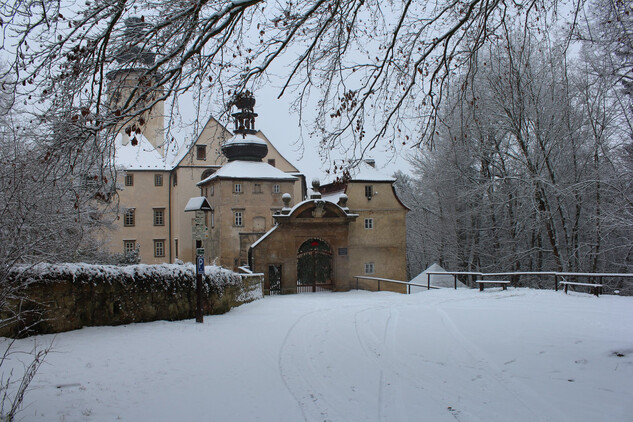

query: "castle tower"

left=107, top=17, right=165, bottom=154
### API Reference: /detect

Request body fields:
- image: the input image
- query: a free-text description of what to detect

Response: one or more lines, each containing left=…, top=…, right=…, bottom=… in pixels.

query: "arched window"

left=201, top=168, right=216, bottom=180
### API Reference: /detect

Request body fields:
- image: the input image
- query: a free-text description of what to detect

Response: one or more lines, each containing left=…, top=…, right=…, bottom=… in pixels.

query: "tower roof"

left=221, top=91, right=268, bottom=161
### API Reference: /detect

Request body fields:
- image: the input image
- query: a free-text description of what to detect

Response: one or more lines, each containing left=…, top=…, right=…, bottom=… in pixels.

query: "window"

left=268, top=158, right=276, bottom=167
left=174, top=239, right=179, bottom=259
left=338, top=248, right=348, bottom=256
left=209, top=185, right=214, bottom=196
left=234, top=183, right=242, bottom=193
left=365, top=262, right=375, bottom=274
left=201, top=168, right=216, bottom=180
left=365, top=185, right=373, bottom=200
left=124, top=174, right=134, bottom=186
left=123, top=209, right=135, bottom=227
left=154, top=239, right=165, bottom=257
left=196, top=145, right=207, bottom=160
left=123, top=240, right=136, bottom=254
left=172, top=172, right=177, bottom=186
left=211, top=210, right=215, bottom=228
left=364, top=218, right=374, bottom=229
left=234, top=211, right=243, bottom=227
left=153, top=208, right=165, bottom=226
left=253, top=183, right=262, bottom=193
left=154, top=174, right=163, bottom=186
left=273, top=184, right=281, bottom=194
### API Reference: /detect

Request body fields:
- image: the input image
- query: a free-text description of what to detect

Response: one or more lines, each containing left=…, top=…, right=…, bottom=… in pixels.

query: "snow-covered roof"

left=115, top=133, right=171, bottom=170
left=410, top=263, right=468, bottom=292
left=184, top=197, right=212, bottom=212
left=351, top=161, right=396, bottom=182
left=223, top=133, right=267, bottom=146
left=321, top=190, right=346, bottom=204
left=322, top=161, right=396, bottom=185
left=197, top=160, right=298, bottom=185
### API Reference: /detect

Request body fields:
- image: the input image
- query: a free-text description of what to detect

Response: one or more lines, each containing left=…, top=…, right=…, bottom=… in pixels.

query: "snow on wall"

left=3, top=263, right=263, bottom=337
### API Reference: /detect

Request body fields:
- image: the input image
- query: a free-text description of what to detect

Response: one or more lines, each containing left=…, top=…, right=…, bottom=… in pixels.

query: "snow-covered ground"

left=4, top=288, right=632, bottom=421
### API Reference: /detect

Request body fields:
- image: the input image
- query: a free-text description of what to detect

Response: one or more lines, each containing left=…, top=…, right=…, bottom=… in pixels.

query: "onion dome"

left=114, top=17, right=156, bottom=66
left=221, top=91, right=268, bottom=162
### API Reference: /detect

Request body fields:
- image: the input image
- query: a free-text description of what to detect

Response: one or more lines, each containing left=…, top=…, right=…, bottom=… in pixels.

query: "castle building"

left=197, top=93, right=409, bottom=293
left=107, top=19, right=408, bottom=293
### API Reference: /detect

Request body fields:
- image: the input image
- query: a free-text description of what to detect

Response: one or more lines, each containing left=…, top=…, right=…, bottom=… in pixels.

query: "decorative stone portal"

left=297, top=238, right=333, bottom=293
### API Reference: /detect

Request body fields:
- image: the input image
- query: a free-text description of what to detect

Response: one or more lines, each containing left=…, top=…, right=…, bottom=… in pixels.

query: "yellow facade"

left=108, top=116, right=304, bottom=264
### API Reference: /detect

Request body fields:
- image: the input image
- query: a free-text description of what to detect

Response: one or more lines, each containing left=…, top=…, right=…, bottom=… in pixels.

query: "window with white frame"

left=154, top=174, right=163, bottom=186
left=365, top=262, right=375, bottom=274
left=234, top=210, right=243, bottom=227
left=123, top=240, right=136, bottom=254
left=273, top=184, right=281, bottom=194
left=154, top=239, right=165, bottom=257
left=364, top=218, right=374, bottom=229
left=153, top=208, right=165, bottom=226
left=123, top=208, right=135, bottom=227
left=124, top=174, right=134, bottom=186
left=234, top=183, right=242, bottom=193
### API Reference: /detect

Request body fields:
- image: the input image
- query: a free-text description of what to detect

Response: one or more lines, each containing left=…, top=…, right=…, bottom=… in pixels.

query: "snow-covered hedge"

left=1, top=263, right=263, bottom=337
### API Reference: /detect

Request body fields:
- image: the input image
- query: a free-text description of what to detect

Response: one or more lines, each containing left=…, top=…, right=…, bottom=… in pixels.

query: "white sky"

left=251, top=85, right=414, bottom=182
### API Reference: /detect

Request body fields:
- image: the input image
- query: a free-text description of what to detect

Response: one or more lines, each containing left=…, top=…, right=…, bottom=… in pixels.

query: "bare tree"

left=1, top=0, right=576, bottom=169
left=0, top=77, right=116, bottom=420
left=404, top=29, right=631, bottom=280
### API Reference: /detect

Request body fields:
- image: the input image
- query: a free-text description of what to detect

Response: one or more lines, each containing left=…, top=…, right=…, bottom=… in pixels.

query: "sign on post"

left=197, top=255, right=205, bottom=275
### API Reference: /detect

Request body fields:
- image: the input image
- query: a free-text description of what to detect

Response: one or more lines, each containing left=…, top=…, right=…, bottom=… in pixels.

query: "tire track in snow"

left=279, top=304, right=359, bottom=422
left=353, top=306, right=408, bottom=422
left=277, top=308, right=325, bottom=422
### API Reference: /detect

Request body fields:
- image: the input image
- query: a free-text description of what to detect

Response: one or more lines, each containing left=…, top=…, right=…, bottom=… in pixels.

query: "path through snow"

left=3, top=288, right=632, bottom=421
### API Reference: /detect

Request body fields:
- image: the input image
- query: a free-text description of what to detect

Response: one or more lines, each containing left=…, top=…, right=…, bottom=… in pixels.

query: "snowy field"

left=4, top=288, right=632, bottom=422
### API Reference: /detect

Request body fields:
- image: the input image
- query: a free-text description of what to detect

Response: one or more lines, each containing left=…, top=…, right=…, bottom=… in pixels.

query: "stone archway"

left=297, top=238, right=333, bottom=292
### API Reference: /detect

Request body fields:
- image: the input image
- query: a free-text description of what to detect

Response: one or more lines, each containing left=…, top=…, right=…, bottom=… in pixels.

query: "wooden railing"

left=355, top=272, right=633, bottom=295
left=354, top=276, right=439, bottom=294
left=426, top=271, right=633, bottom=294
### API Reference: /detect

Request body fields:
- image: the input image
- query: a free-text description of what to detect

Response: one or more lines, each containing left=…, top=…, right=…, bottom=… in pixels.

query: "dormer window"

left=365, top=185, right=373, bottom=200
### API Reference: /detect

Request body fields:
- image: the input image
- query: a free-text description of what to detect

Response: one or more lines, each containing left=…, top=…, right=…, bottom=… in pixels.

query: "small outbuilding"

left=409, top=263, right=469, bottom=293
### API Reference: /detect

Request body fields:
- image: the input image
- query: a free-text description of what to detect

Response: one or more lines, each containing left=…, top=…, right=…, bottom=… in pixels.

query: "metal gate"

left=268, top=265, right=282, bottom=295
left=297, top=238, right=333, bottom=293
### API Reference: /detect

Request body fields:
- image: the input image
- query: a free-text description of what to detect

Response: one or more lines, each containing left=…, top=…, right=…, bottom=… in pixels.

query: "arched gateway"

left=297, top=238, right=333, bottom=292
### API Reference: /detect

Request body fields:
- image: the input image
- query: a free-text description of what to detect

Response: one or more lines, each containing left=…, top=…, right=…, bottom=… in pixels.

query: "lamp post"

left=185, top=196, right=212, bottom=323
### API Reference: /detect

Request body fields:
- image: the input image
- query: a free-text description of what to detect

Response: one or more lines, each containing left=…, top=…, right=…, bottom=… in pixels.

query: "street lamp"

left=185, top=196, right=212, bottom=323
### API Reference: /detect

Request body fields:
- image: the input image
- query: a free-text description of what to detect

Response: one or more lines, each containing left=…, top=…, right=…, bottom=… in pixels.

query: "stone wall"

left=0, top=263, right=263, bottom=338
